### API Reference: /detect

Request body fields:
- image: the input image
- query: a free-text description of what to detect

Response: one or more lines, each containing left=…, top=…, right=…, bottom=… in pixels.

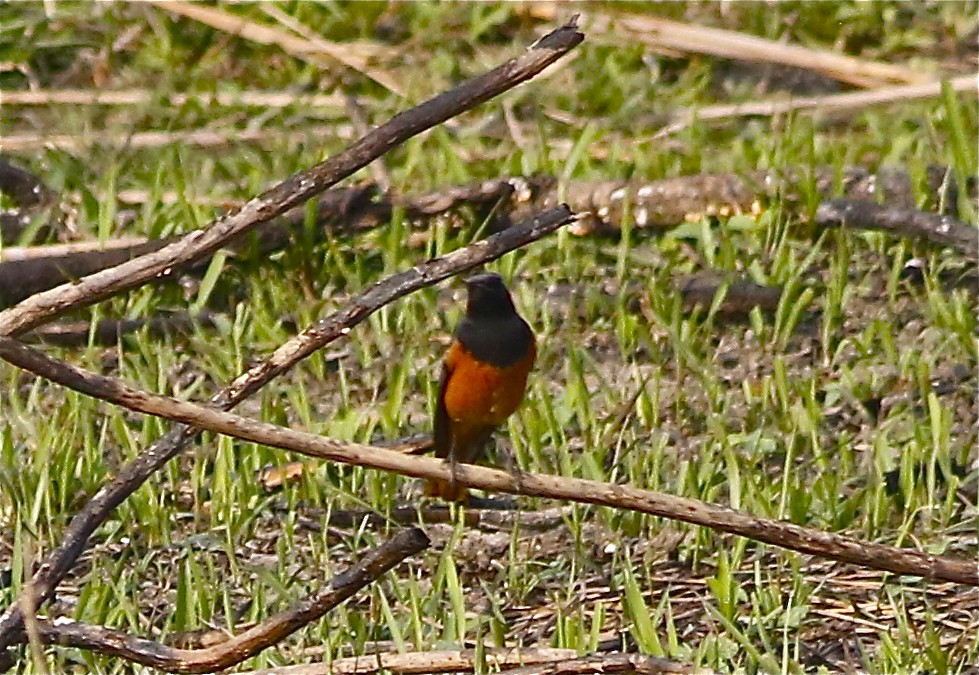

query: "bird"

left=426, top=273, right=536, bottom=502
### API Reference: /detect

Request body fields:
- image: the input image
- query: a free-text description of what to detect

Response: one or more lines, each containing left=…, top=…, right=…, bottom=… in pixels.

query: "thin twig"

left=0, top=124, right=354, bottom=153
left=501, top=652, right=715, bottom=675
left=257, top=3, right=406, bottom=98
left=0, top=87, right=347, bottom=108
left=0, top=333, right=974, bottom=587
left=32, top=528, right=429, bottom=673
left=0, top=237, right=160, bottom=262
left=0, top=17, right=583, bottom=338
left=301, top=503, right=574, bottom=532
left=0, top=204, right=578, bottom=650
left=227, top=648, right=716, bottom=675
left=527, top=5, right=929, bottom=87
left=150, top=0, right=405, bottom=97
left=654, top=75, right=978, bottom=138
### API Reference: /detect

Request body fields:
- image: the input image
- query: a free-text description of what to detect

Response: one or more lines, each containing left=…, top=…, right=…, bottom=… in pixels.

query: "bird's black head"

left=464, top=273, right=516, bottom=317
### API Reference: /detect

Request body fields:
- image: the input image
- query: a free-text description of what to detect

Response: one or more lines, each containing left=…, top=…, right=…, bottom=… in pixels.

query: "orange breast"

left=442, top=339, right=536, bottom=427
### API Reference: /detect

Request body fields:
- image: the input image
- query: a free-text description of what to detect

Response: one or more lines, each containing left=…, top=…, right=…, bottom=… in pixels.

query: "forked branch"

left=33, top=528, right=429, bottom=673
left=0, top=13, right=584, bottom=651
left=0, top=334, right=974, bottom=587
left=0, top=205, right=578, bottom=652
left=0, top=18, right=583, bottom=338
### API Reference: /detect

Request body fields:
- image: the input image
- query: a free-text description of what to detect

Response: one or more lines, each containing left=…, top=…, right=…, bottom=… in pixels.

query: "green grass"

left=1, top=2, right=977, bottom=673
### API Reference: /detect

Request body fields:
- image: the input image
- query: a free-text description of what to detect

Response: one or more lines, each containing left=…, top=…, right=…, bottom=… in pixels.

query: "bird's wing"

left=432, top=359, right=453, bottom=459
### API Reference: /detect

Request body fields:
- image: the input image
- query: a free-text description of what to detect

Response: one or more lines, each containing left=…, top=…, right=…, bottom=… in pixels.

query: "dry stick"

left=0, top=124, right=354, bottom=153
left=4, top=163, right=969, bottom=305
left=0, top=238, right=176, bottom=307
left=677, top=273, right=783, bottom=316
left=150, top=0, right=405, bottom=97
left=256, top=3, right=405, bottom=99
left=32, top=528, right=429, bottom=674
left=0, top=177, right=519, bottom=304
left=0, top=16, right=583, bottom=646
left=0, top=183, right=376, bottom=304
left=527, top=4, right=926, bottom=87
left=231, top=649, right=713, bottom=675
left=0, top=335, right=974, bottom=587
left=558, top=165, right=971, bottom=240
left=502, top=653, right=714, bottom=675
left=0, top=237, right=163, bottom=262
left=22, top=312, right=218, bottom=347
left=314, top=504, right=574, bottom=532
left=0, top=17, right=583, bottom=339
left=608, top=12, right=928, bottom=87
left=815, top=199, right=979, bottom=261
left=0, top=205, right=578, bottom=652
left=655, top=74, right=979, bottom=138
left=0, top=88, right=347, bottom=109
left=0, top=178, right=475, bottom=303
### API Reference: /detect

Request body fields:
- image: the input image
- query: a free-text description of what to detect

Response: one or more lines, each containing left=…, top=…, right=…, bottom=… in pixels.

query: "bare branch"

left=150, top=0, right=405, bottom=97
left=0, top=123, right=351, bottom=153
left=677, top=273, right=783, bottom=316
left=0, top=238, right=175, bottom=307
left=21, top=312, right=217, bottom=347
left=527, top=5, right=928, bottom=87
left=0, top=204, right=577, bottom=650
left=815, top=199, right=979, bottom=261
left=230, top=648, right=715, bottom=675
left=317, top=504, right=574, bottom=532
left=0, top=333, right=974, bottom=587
left=31, top=528, right=429, bottom=673
left=0, top=19, right=585, bottom=646
left=0, top=17, right=583, bottom=338
left=0, top=87, right=347, bottom=109
left=501, top=652, right=715, bottom=675
left=7, top=163, right=971, bottom=305
left=555, top=165, right=970, bottom=236
left=654, top=75, right=978, bottom=138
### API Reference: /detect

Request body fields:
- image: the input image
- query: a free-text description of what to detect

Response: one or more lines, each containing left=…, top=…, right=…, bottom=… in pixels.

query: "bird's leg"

left=447, top=441, right=460, bottom=496
left=497, top=439, right=526, bottom=494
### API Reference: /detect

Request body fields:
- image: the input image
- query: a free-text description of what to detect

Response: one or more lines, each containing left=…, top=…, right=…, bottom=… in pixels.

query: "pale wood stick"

left=0, top=334, right=974, bottom=587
